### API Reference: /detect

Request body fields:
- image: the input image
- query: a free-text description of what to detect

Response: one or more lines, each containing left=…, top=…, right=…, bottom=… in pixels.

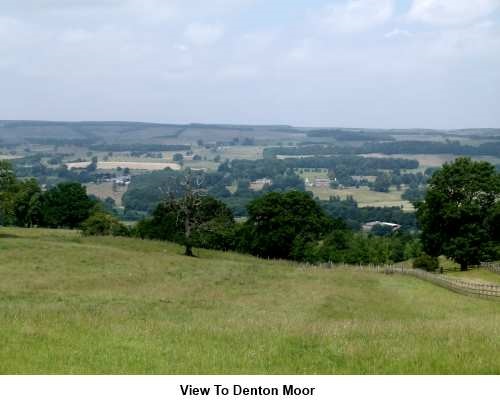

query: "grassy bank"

left=0, top=228, right=499, bottom=374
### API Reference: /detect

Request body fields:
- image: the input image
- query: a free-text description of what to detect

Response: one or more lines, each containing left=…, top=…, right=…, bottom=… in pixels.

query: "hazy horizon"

left=1, top=118, right=500, bottom=132
left=1, top=0, right=500, bottom=128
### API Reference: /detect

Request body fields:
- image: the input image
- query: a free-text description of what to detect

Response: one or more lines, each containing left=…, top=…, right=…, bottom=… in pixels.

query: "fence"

left=300, top=262, right=500, bottom=300
left=481, top=262, right=500, bottom=274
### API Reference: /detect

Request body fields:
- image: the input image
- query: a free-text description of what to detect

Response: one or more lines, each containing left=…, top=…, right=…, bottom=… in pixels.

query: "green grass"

left=296, top=168, right=330, bottom=181
left=1, top=228, right=500, bottom=374
left=307, top=185, right=415, bottom=211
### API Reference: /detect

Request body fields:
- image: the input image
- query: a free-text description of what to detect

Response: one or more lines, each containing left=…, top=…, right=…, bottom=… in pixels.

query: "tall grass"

left=1, top=227, right=499, bottom=374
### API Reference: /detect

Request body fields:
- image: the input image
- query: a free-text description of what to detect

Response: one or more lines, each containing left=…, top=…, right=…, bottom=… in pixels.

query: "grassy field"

left=1, top=228, right=500, bottom=374
left=361, top=153, right=500, bottom=172
left=296, top=169, right=330, bottom=182
left=307, top=185, right=414, bottom=211
left=85, top=182, right=128, bottom=207
left=65, top=161, right=182, bottom=171
left=296, top=170, right=414, bottom=210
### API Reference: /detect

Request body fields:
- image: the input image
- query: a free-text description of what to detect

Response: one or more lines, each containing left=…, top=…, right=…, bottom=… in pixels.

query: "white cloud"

left=184, top=22, right=224, bottom=46
left=1, top=1, right=499, bottom=127
left=384, top=28, right=412, bottom=39
left=60, top=28, right=94, bottom=43
left=317, top=0, right=395, bottom=33
left=408, top=0, right=500, bottom=25
left=216, top=64, right=258, bottom=80
left=173, top=43, right=189, bottom=52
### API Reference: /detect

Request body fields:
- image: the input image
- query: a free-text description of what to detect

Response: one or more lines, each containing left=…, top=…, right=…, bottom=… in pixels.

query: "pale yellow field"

left=188, top=145, right=264, bottom=162
left=0, top=155, right=22, bottom=160
left=361, top=154, right=500, bottom=170
left=308, top=186, right=414, bottom=211
left=66, top=161, right=181, bottom=171
left=85, top=182, right=128, bottom=207
left=65, top=161, right=92, bottom=169
left=218, top=146, right=264, bottom=160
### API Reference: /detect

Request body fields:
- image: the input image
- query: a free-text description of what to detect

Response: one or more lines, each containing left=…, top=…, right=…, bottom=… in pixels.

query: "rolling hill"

left=1, top=227, right=500, bottom=374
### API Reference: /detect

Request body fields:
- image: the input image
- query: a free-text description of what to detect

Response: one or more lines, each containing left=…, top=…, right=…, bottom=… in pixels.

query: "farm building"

left=362, top=221, right=401, bottom=232
left=250, top=178, right=272, bottom=187
left=113, top=176, right=131, bottom=186
left=313, top=178, right=332, bottom=188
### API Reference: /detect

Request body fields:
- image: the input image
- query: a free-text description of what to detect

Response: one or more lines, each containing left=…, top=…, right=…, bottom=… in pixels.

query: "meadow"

left=307, top=185, right=414, bottom=211
left=66, top=161, right=181, bottom=171
left=1, top=228, right=500, bottom=374
left=361, top=153, right=500, bottom=171
left=85, top=182, right=128, bottom=207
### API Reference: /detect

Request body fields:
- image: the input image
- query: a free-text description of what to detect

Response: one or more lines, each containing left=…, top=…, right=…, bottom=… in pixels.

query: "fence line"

left=299, top=262, right=500, bottom=300
left=481, top=262, right=500, bottom=274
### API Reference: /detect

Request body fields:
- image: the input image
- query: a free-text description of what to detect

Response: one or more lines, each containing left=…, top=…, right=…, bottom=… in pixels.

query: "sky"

left=0, top=0, right=499, bottom=129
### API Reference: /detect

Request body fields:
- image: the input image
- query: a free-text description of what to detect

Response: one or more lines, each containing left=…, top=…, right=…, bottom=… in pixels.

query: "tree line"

left=2, top=158, right=498, bottom=271
left=265, top=140, right=500, bottom=159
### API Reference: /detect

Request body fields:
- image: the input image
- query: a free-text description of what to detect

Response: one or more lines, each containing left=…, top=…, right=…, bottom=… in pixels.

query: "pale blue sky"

left=1, top=0, right=499, bottom=128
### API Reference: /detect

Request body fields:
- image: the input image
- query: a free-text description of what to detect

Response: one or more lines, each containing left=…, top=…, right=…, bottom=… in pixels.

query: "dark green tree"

left=40, top=182, right=95, bottom=228
left=416, top=158, right=500, bottom=270
left=0, top=161, right=18, bottom=225
left=81, top=211, right=130, bottom=237
left=372, top=172, right=391, bottom=193
left=173, top=153, right=184, bottom=163
left=242, top=191, right=333, bottom=259
left=141, top=172, right=235, bottom=256
left=14, top=179, right=43, bottom=227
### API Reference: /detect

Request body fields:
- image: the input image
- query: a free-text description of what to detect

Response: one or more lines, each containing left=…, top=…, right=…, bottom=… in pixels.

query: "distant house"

left=113, top=176, right=131, bottom=186
left=251, top=178, right=272, bottom=187
left=362, top=221, right=401, bottom=233
left=313, top=178, right=332, bottom=188
left=250, top=178, right=272, bottom=191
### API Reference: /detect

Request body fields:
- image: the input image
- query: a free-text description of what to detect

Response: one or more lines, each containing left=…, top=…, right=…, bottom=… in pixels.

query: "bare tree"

left=160, top=171, right=205, bottom=257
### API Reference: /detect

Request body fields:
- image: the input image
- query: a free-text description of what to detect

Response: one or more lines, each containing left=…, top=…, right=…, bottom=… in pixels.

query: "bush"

left=81, top=212, right=130, bottom=237
left=413, top=254, right=439, bottom=272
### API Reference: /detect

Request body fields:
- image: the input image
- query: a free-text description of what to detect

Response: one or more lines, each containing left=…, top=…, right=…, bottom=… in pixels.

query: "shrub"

left=413, top=254, right=439, bottom=272
left=81, top=212, right=130, bottom=237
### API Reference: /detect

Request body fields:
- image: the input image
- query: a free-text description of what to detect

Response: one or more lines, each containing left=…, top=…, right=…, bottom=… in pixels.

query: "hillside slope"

left=0, top=228, right=499, bottom=374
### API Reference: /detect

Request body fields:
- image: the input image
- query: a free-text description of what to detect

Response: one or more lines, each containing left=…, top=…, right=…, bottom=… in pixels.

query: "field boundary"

left=481, top=262, right=500, bottom=274
left=301, top=262, right=500, bottom=299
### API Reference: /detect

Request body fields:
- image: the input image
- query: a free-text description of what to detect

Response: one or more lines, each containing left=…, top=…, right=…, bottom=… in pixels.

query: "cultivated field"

left=66, top=161, right=181, bottom=171
left=361, top=153, right=500, bottom=171
left=85, top=182, right=128, bottom=207
left=307, top=185, right=414, bottom=211
left=1, top=228, right=500, bottom=374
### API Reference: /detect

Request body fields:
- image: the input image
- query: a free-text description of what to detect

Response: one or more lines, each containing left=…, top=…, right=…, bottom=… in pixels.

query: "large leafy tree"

left=0, top=161, right=18, bottom=225
left=14, top=179, right=43, bottom=227
left=242, top=190, right=333, bottom=259
left=416, top=158, right=500, bottom=270
left=40, top=182, right=96, bottom=228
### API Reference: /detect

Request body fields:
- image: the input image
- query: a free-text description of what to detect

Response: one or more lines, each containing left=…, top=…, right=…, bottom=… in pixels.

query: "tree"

left=0, top=161, right=18, bottom=225
left=413, top=254, right=439, bottom=272
left=242, top=191, right=333, bottom=259
left=87, top=156, right=98, bottom=172
left=370, top=223, right=394, bottom=237
left=81, top=211, right=129, bottom=237
left=416, top=158, right=500, bottom=270
left=173, top=153, right=184, bottom=163
left=147, top=174, right=235, bottom=256
left=40, top=182, right=96, bottom=228
left=372, top=172, right=391, bottom=192
left=14, top=179, right=43, bottom=227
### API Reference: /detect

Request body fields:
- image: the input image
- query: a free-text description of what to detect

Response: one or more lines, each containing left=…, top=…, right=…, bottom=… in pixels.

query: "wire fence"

left=299, top=262, right=500, bottom=300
